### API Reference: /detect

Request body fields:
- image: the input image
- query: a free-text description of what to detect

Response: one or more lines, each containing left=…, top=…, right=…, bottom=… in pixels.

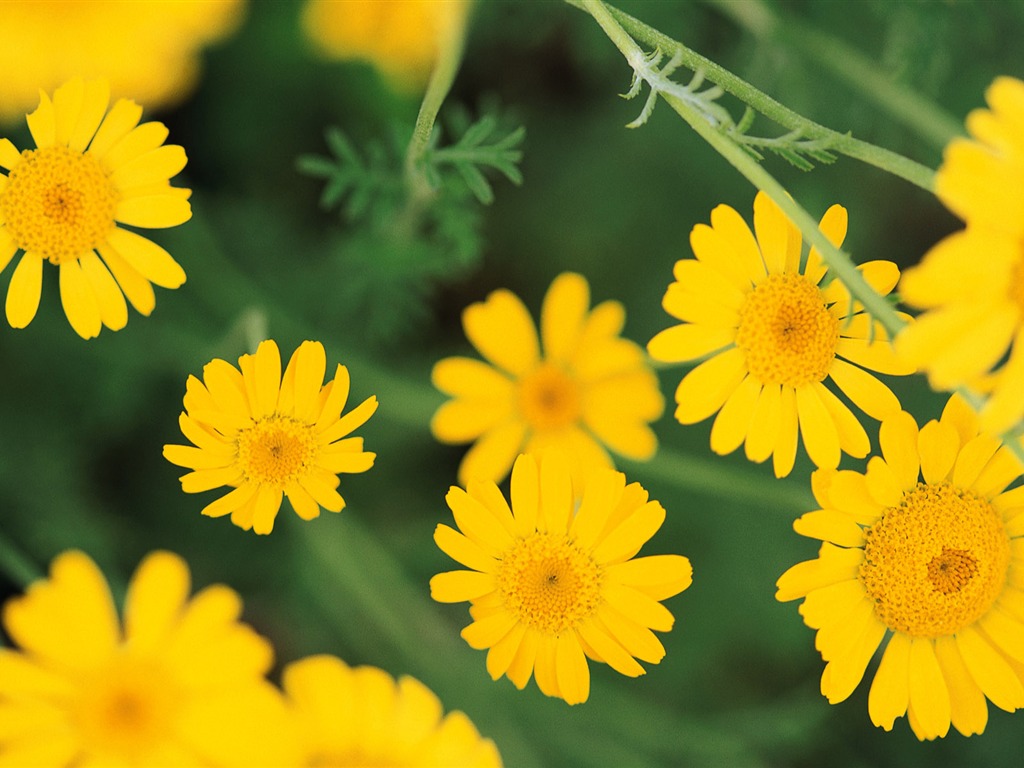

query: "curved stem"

left=404, top=7, right=470, bottom=202
left=569, top=0, right=937, bottom=193
left=706, top=0, right=963, bottom=151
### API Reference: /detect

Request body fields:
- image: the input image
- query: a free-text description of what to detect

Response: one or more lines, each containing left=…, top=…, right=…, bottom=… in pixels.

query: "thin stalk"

left=568, top=0, right=936, bottom=193
left=706, top=0, right=963, bottom=151
left=403, top=7, right=470, bottom=203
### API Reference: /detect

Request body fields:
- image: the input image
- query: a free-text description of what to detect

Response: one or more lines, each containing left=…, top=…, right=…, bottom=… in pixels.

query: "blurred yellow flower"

left=282, top=654, right=502, bottom=767
left=431, top=272, right=664, bottom=489
left=302, top=0, right=470, bottom=89
left=431, top=451, right=692, bottom=705
left=897, top=76, right=1024, bottom=435
left=0, top=78, right=191, bottom=338
left=648, top=191, right=914, bottom=477
left=0, top=0, right=244, bottom=122
left=777, top=395, right=1024, bottom=740
left=164, top=339, right=378, bottom=535
left=0, top=550, right=290, bottom=767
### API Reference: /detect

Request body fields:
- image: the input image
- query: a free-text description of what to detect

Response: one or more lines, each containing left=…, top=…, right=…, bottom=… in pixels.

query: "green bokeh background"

left=2, top=1, right=1023, bottom=765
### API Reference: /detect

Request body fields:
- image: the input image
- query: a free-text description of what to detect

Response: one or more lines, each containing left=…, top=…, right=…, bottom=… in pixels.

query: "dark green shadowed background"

left=2, top=1, right=1023, bottom=765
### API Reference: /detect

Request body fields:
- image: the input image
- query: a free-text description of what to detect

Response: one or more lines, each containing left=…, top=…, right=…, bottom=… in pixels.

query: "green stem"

left=568, top=0, right=936, bottom=193
left=0, top=531, right=43, bottom=589
left=706, top=0, right=963, bottom=151
left=403, top=6, right=470, bottom=202
left=578, top=0, right=905, bottom=337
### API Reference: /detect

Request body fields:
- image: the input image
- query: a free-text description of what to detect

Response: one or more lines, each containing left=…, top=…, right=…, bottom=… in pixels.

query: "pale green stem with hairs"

left=567, top=0, right=936, bottom=193
left=704, top=0, right=964, bottom=151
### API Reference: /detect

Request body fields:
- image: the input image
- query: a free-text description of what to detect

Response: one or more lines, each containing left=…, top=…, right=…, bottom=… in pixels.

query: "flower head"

left=430, top=451, right=692, bottom=705
left=163, top=339, right=378, bottom=535
left=0, top=1, right=244, bottom=122
left=302, top=0, right=470, bottom=90
left=431, top=272, right=664, bottom=489
left=897, top=76, right=1024, bottom=434
left=776, top=394, right=1024, bottom=739
left=0, top=78, right=191, bottom=338
left=648, top=191, right=915, bottom=477
left=282, top=655, right=502, bottom=767
left=0, top=550, right=290, bottom=767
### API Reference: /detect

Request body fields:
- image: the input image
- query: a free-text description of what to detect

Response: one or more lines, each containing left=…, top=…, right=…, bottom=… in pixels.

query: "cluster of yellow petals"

left=0, top=77, right=191, bottom=337
left=777, top=394, right=1024, bottom=740
left=431, top=451, right=692, bottom=705
left=897, top=76, right=1024, bottom=434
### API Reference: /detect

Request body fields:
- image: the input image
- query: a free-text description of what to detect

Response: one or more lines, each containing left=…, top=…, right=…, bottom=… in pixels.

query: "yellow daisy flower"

left=163, top=339, right=379, bottom=535
left=0, top=77, right=191, bottom=338
left=648, top=191, right=915, bottom=478
left=0, top=550, right=291, bottom=767
left=776, top=394, right=1024, bottom=739
left=430, top=451, right=692, bottom=705
left=431, top=272, right=664, bottom=489
left=0, top=1, right=244, bottom=122
left=282, top=655, right=502, bottom=767
left=302, top=0, right=470, bottom=90
left=896, top=76, right=1024, bottom=435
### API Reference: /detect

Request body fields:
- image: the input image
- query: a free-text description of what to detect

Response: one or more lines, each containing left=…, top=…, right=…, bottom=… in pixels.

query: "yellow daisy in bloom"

left=302, top=0, right=470, bottom=89
left=431, top=272, right=664, bottom=489
left=897, top=76, right=1024, bottom=435
left=163, top=339, right=379, bottom=535
left=0, top=1, right=244, bottom=122
left=0, top=550, right=291, bottom=767
left=282, top=655, right=502, bottom=767
left=430, top=451, right=692, bottom=705
left=648, top=191, right=915, bottom=477
left=776, top=394, right=1024, bottom=739
left=0, top=78, right=191, bottom=338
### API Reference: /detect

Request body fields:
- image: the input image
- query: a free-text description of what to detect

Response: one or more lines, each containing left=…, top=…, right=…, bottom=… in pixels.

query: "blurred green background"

left=2, top=1, right=1024, bottom=765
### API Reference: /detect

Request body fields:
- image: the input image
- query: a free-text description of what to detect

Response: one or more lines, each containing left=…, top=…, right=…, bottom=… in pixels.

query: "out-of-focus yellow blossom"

left=302, top=0, right=471, bottom=89
left=0, top=1, right=244, bottom=123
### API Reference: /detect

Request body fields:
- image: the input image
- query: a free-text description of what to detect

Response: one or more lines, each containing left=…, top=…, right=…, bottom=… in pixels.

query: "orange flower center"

left=236, top=415, right=319, bottom=488
left=517, top=363, right=581, bottom=432
left=859, top=482, right=1010, bottom=638
left=74, top=654, right=182, bottom=763
left=498, top=532, right=602, bottom=635
left=0, top=146, right=118, bottom=264
left=735, top=273, right=839, bottom=387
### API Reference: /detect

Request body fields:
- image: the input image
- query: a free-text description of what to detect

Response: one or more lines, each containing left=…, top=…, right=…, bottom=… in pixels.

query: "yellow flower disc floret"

left=859, top=482, right=1011, bottom=638
left=517, top=363, right=582, bottom=432
left=735, top=273, right=840, bottom=387
left=236, top=415, right=319, bottom=488
left=499, top=532, right=602, bottom=635
left=0, top=146, right=118, bottom=264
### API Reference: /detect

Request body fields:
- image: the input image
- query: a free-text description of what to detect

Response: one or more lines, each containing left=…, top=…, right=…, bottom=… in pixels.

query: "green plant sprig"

left=568, top=0, right=936, bottom=192
left=423, top=113, right=525, bottom=205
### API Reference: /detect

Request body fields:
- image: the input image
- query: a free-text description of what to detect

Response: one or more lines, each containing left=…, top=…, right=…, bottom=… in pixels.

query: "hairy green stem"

left=568, top=0, right=936, bottom=193
left=404, top=7, right=470, bottom=202
left=706, top=0, right=963, bottom=151
left=578, top=0, right=906, bottom=337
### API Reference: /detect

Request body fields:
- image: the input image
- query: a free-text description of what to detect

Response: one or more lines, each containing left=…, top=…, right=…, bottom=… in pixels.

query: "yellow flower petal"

left=868, top=633, right=912, bottom=730
left=934, top=634, right=989, bottom=737
left=5, top=253, right=43, bottom=329
left=796, top=383, right=841, bottom=470
left=457, top=419, right=527, bottom=487
left=908, top=637, right=952, bottom=740
left=115, top=194, right=192, bottom=229
left=78, top=251, right=127, bottom=331
left=123, top=552, right=190, bottom=651
left=540, top=272, right=588, bottom=364
left=672, top=347, right=746, bottom=424
left=646, top=323, right=734, bottom=363
left=709, top=373, right=760, bottom=456
left=462, top=288, right=539, bottom=377
left=828, top=358, right=901, bottom=421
